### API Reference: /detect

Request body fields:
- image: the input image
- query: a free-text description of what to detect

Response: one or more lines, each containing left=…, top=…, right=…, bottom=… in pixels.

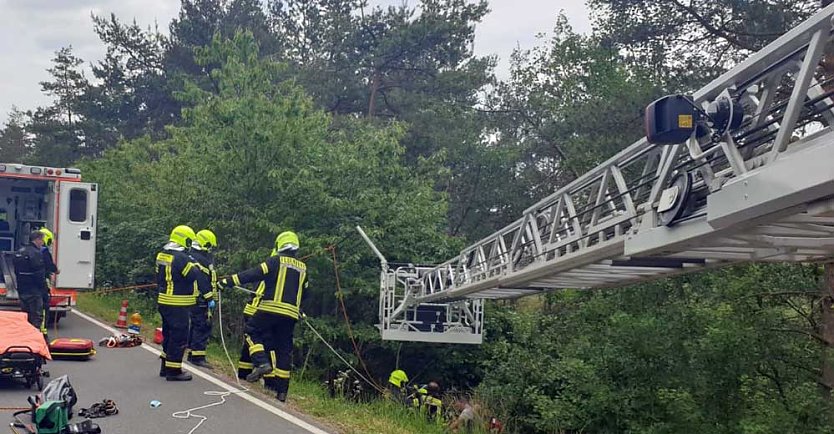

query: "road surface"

left=0, top=310, right=332, bottom=434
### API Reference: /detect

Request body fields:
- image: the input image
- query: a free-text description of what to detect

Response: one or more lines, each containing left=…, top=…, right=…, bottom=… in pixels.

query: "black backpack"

left=13, top=248, right=35, bottom=274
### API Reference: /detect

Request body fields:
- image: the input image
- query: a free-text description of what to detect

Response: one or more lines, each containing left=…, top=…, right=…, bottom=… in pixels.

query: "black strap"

left=78, top=400, right=118, bottom=419
left=64, top=419, right=102, bottom=434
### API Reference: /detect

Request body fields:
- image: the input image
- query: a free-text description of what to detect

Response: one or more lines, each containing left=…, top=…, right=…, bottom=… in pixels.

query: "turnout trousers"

left=238, top=314, right=254, bottom=379
left=159, top=304, right=190, bottom=374
left=244, top=312, right=296, bottom=394
left=187, top=303, right=211, bottom=361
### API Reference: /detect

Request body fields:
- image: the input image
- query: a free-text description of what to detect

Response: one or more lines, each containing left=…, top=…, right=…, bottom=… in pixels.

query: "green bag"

left=33, top=400, right=69, bottom=434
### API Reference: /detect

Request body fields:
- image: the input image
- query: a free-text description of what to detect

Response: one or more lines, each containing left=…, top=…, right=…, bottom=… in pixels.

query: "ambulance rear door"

left=55, top=182, right=98, bottom=289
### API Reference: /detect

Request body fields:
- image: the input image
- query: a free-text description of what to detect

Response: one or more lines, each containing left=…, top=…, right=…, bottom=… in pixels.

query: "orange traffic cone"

left=114, top=300, right=129, bottom=328
left=154, top=327, right=163, bottom=344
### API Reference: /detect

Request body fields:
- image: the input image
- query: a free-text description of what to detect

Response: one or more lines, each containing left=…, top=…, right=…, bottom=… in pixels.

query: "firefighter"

left=186, top=229, right=218, bottom=368
left=423, top=381, right=443, bottom=421
left=38, top=228, right=58, bottom=337
left=156, top=225, right=213, bottom=381
left=388, top=369, right=409, bottom=403
left=15, top=231, right=47, bottom=331
left=220, top=231, right=308, bottom=402
left=409, top=384, right=428, bottom=408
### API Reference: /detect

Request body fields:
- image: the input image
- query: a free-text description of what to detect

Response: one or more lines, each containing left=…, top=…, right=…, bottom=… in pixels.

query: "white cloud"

left=0, top=0, right=589, bottom=124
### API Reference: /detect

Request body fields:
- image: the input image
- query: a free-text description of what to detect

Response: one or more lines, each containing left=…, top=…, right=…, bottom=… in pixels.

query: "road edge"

left=71, top=309, right=332, bottom=434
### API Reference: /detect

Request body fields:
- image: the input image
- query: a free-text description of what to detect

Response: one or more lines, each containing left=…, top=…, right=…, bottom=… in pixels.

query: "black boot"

left=264, top=377, right=277, bottom=392
left=276, top=378, right=290, bottom=403
left=159, top=358, right=166, bottom=377
left=166, top=369, right=193, bottom=381
left=188, top=357, right=210, bottom=368
left=246, top=363, right=272, bottom=383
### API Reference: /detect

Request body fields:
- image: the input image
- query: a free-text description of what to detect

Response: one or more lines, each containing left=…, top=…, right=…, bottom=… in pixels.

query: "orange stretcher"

left=0, top=311, right=51, bottom=360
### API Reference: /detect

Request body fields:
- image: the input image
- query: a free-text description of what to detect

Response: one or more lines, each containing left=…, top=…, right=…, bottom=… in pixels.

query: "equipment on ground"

left=128, top=312, right=142, bottom=334
left=49, top=339, right=96, bottom=360
left=367, top=4, right=834, bottom=344
left=20, top=400, right=69, bottom=434
left=40, top=375, right=78, bottom=418
left=78, top=400, right=118, bottom=419
left=113, top=300, right=128, bottom=329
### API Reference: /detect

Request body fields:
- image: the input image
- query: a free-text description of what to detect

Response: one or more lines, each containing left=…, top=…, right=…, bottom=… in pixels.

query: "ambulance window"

left=69, top=189, right=88, bottom=223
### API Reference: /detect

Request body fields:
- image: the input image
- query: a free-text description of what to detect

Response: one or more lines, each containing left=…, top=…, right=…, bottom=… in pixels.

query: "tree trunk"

left=368, top=69, right=380, bottom=118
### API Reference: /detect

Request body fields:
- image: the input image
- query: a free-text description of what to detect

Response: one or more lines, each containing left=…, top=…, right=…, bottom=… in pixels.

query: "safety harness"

left=97, top=334, right=143, bottom=348
left=78, top=400, right=118, bottom=419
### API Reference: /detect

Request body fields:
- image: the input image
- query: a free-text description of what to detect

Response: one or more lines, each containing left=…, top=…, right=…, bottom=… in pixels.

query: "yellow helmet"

left=195, top=229, right=217, bottom=250
left=39, top=228, right=54, bottom=246
left=170, top=225, right=196, bottom=248
left=274, top=231, right=299, bottom=253
left=388, top=369, right=408, bottom=387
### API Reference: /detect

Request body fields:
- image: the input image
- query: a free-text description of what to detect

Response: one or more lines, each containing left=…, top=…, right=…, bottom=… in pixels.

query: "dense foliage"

left=3, top=1, right=834, bottom=432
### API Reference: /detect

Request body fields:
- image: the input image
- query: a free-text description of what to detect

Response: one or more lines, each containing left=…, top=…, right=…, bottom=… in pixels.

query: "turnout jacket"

left=156, top=246, right=212, bottom=307
left=190, top=248, right=217, bottom=303
left=230, top=254, right=309, bottom=320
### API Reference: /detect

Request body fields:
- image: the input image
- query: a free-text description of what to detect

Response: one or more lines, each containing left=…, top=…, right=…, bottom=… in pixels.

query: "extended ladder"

left=370, top=4, right=834, bottom=344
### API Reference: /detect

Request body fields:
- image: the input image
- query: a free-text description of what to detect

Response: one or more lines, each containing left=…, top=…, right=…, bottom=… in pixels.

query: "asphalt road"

left=0, top=310, right=331, bottom=434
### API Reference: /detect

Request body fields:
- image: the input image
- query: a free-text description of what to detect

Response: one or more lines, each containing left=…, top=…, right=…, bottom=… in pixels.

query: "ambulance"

left=0, top=163, right=98, bottom=324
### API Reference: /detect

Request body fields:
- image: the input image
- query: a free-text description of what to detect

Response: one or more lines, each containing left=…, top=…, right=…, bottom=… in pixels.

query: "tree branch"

left=666, top=0, right=758, bottom=51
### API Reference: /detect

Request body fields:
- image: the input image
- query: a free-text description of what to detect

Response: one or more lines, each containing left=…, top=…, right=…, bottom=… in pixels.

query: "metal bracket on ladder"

left=358, top=227, right=485, bottom=344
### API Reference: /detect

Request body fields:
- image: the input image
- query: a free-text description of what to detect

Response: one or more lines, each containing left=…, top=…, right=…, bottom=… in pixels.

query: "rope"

left=229, top=284, right=385, bottom=394
left=171, top=288, right=249, bottom=434
left=327, top=245, right=385, bottom=392
left=93, top=283, right=156, bottom=295
left=303, top=319, right=384, bottom=393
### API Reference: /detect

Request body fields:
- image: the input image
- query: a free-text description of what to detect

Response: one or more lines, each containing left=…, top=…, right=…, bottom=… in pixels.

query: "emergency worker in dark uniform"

left=221, top=231, right=308, bottom=402
left=156, top=225, right=213, bottom=381
left=186, top=229, right=218, bottom=368
left=15, top=231, right=47, bottom=331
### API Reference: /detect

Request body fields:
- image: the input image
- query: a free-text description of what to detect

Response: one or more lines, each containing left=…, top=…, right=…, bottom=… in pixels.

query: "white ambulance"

left=0, top=163, right=98, bottom=323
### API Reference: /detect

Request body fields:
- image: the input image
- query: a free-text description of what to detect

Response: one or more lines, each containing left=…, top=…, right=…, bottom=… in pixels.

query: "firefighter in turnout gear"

left=187, top=229, right=218, bottom=368
left=39, top=227, right=58, bottom=337
left=221, top=231, right=308, bottom=402
left=388, top=369, right=409, bottom=403
left=237, top=247, right=281, bottom=390
left=156, top=225, right=213, bottom=381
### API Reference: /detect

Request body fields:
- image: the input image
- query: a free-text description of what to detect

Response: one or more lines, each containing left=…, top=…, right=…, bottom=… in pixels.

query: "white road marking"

left=71, top=309, right=330, bottom=434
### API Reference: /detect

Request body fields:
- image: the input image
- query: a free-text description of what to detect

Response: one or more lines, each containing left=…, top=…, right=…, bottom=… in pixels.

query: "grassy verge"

left=75, top=291, right=448, bottom=434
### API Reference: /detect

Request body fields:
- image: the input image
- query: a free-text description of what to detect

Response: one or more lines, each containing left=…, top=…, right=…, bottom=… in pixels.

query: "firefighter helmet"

left=39, top=228, right=54, bottom=246
left=195, top=229, right=217, bottom=250
left=275, top=231, right=299, bottom=253
left=388, top=369, right=408, bottom=388
left=170, top=225, right=196, bottom=248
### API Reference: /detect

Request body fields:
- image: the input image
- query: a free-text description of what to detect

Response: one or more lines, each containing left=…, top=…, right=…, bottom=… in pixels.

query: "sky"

left=0, top=0, right=592, bottom=125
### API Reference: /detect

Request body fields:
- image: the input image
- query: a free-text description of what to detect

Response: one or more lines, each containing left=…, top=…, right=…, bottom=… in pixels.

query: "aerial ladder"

left=363, top=4, right=834, bottom=344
